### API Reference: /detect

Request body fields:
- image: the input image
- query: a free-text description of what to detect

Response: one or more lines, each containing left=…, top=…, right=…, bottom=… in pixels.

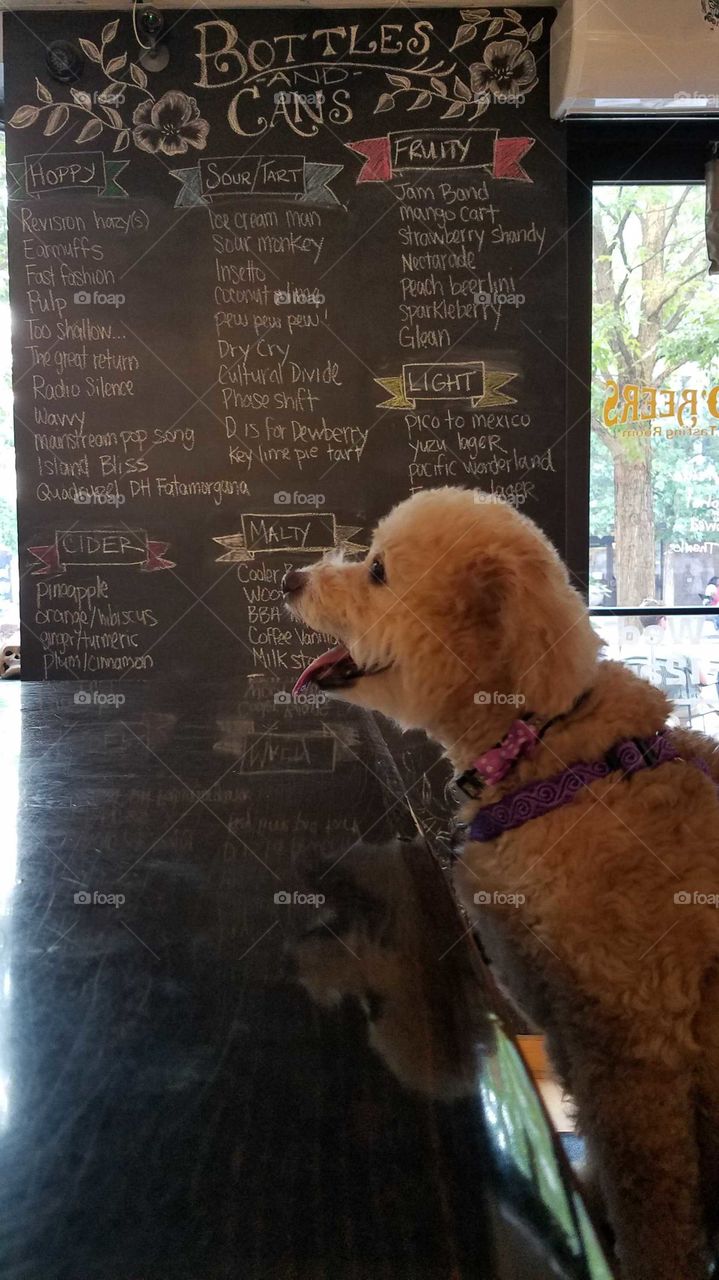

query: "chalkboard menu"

left=5, top=7, right=566, bottom=681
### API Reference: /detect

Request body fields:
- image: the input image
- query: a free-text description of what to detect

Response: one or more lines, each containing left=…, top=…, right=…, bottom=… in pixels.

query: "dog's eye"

left=369, top=558, right=386, bottom=585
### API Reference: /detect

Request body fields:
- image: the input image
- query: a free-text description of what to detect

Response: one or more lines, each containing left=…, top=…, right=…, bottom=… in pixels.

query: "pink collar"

left=455, top=693, right=594, bottom=798
left=472, top=717, right=540, bottom=785
left=464, top=717, right=541, bottom=791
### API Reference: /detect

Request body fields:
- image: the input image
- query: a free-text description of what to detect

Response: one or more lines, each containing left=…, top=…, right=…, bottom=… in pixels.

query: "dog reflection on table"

left=284, top=486, right=719, bottom=1280
left=289, top=841, right=487, bottom=1100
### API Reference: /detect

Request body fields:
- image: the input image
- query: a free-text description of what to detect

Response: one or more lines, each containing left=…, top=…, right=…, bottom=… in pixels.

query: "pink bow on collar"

left=471, top=719, right=540, bottom=786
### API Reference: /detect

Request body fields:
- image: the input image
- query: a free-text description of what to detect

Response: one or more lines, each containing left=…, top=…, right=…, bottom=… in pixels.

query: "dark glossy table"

left=0, top=678, right=612, bottom=1280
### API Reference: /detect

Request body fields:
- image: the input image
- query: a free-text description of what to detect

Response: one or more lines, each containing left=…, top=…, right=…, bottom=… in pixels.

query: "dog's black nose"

left=282, top=569, right=305, bottom=595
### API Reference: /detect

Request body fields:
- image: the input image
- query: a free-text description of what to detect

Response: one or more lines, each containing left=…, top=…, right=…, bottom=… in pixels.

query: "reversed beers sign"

left=602, top=379, right=719, bottom=437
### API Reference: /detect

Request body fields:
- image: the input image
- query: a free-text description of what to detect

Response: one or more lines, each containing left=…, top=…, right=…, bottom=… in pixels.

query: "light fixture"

left=132, top=0, right=170, bottom=72
left=45, top=39, right=85, bottom=84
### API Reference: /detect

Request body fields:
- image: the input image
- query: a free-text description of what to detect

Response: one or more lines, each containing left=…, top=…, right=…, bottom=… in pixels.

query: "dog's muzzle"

left=283, top=572, right=392, bottom=696
left=282, top=569, right=306, bottom=596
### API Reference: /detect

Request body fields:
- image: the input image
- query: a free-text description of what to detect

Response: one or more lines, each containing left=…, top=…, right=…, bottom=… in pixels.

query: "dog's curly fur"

left=287, top=487, right=719, bottom=1280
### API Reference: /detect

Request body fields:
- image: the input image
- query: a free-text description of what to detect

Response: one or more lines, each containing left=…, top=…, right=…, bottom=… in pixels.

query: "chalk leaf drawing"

left=373, top=9, right=541, bottom=121
left=8, top=24, right=209, bottom=156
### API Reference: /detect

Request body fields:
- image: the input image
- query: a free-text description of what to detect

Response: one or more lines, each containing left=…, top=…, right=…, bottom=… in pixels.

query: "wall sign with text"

left=5, top=7, right=567, bottom=680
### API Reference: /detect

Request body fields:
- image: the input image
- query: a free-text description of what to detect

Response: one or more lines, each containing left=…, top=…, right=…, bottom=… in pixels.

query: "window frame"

left=566, top=118, right=719, bottom=620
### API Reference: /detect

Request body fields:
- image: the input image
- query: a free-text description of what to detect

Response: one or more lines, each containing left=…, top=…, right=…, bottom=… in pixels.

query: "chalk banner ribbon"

left=376, top=361, right=517, bottom=409
left=28, top=529, right=175, bottom=574
left=230, top=730, right=339, bottom=774
left=215, top=722, right=356, bottom=772
left=171, top=155, right=343, bottom=207
left=9, top=152, right=129, bottom=199
left=347, top=129, right=534, bottom=184
left=238, top=732, right=337, bottom=773
left=214, top=513, right=365, bottom=563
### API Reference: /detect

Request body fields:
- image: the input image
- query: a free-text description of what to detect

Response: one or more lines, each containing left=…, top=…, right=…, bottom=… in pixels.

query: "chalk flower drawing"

left=469, top=40, right=538, bottom=99
left=374, top=8, right=542, bottom=120
left=7, top=20, right=210, bottom=155
left=132, top=92, right=209, bottom=156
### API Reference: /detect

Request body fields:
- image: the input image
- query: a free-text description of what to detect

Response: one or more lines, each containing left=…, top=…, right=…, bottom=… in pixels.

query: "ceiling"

left=2, top=0, right=560, bottom=8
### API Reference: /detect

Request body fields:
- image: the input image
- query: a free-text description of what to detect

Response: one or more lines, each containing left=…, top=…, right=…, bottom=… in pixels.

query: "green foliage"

left=589, top=435, right=614, bottom=538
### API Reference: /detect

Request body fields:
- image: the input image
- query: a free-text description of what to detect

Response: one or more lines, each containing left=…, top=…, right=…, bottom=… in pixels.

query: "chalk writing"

left=5, top=7, right=567, bottom=679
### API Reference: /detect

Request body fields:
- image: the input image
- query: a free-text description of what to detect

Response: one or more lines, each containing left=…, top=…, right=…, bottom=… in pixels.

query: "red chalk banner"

left=346, top=128, right=535, bottom=184
left=29, top=529, right=175, bottom=575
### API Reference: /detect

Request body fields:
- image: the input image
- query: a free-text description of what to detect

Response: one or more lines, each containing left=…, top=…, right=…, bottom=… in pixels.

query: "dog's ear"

left=459, top=552, right=516, bottom=627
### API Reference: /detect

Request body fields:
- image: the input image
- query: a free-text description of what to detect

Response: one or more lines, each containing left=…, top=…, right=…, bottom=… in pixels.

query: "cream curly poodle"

left=284, top=486, right=719, bottom=1280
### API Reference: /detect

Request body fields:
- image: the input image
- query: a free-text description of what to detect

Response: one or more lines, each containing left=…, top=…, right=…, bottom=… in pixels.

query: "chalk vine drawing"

left=374, top=9, right=542, bottom=121
left=7, top=20, right=210, bottom=156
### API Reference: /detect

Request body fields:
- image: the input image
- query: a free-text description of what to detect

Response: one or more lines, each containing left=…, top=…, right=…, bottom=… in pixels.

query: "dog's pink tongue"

left=292, top=645, right=350, bottom=696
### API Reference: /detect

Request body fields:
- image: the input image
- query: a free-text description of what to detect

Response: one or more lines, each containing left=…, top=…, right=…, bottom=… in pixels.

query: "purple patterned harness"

left=464, top=729, right=711, bottom=844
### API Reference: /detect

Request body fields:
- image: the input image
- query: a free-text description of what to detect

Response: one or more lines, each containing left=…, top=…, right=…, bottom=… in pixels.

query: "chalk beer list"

left=5, top=7, right=566, bottom=681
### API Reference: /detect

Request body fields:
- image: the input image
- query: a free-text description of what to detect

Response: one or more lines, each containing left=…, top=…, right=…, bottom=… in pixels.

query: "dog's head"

left=284, top=488, right=599, bottom=752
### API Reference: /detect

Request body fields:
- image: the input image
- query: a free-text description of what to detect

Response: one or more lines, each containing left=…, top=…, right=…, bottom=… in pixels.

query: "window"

left=591, top=183, right=719, bottom=610
left=570, top=123, right=719, bottom=738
